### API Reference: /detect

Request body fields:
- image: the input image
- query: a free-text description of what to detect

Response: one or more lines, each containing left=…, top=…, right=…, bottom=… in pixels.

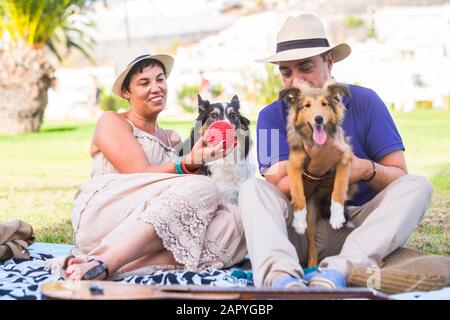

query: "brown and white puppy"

left=280, top=80, right=356, bottom=267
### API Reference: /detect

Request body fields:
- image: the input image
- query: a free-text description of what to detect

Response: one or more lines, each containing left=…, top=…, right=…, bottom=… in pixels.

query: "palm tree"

left=0, top=0, right=95, bottom=134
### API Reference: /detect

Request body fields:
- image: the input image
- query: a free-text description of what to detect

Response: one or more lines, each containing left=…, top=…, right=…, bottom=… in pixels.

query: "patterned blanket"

left=0, top=243, right=252, bottom=300
left=2, top=243, right=448, bottom=300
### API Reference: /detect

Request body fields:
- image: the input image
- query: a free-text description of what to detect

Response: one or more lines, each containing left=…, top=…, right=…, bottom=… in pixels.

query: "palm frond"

left=46, top=38, right=63, bottom=62
left=0, top=0, right=95, bottom=61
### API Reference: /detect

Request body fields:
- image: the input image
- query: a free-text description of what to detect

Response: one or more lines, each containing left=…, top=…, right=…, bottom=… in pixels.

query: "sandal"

left=61, top=255, right=109, bottom=281
left=81, top=257, right=109, bottom=280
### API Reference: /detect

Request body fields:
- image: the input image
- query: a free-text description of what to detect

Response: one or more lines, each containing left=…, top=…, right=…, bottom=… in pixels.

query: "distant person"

left=199, top=70, right=211, bottom=98
left=89, top=75, right=102, bottom=117
left=238, top=13, right=433, bottom=289
left=51, top=52, right=246, bottom=281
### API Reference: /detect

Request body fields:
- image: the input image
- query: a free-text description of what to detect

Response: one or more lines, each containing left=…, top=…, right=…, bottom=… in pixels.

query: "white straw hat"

left=256, top=13, right=351, bottom=64
left=112, top=51, right=174, bottom=97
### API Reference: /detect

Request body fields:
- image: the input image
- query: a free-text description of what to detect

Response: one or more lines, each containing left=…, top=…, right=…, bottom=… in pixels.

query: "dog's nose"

left=314, top=115, right=323, bottom=125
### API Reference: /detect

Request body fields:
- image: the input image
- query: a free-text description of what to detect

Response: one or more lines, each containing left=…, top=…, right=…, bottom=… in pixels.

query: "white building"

left=45, top=3, right=450, bottom=121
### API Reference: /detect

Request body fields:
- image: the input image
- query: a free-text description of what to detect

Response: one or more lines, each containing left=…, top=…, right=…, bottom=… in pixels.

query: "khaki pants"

left=239, top=175, right=433, bottom=287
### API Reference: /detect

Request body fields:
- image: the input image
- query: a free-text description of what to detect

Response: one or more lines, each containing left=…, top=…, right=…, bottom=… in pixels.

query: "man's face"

left=278, top=52, right=334, bottom=89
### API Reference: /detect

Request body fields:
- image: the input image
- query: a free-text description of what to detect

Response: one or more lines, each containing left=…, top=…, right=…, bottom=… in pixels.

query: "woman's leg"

left=120, top=249, right=178, bottom=272
left=65, top=221, right=165, bottom=280
left=67, top=175, right=221, bottom=280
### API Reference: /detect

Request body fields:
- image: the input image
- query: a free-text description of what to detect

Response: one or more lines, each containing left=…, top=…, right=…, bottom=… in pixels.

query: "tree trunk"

left=0, top=44, right=55, bottom=135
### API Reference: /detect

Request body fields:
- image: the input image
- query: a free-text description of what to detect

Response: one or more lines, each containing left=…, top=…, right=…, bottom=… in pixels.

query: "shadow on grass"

left=12, top=185, right=79, bottom=193
left=41, top=126, right=78, bottom=133
left=0, top=125, right=84, bottom=140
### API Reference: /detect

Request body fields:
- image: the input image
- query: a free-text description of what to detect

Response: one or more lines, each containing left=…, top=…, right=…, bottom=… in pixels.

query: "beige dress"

left=71, top=120, right=246, bottom=271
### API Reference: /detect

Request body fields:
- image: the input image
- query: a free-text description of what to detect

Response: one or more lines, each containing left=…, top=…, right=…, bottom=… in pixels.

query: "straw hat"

left=112, top=51, right=174, bottom=97
left=256, top=13, right=351, bottom=64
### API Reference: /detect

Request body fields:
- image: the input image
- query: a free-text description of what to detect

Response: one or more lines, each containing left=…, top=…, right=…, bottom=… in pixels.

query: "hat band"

left=127, top=54, right=151, bottom=67
left=276, top=38, right=330, bottom=53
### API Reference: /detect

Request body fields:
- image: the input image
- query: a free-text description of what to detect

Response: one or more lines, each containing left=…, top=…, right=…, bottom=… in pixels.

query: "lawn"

left=0, top=110, right=448, bottom=256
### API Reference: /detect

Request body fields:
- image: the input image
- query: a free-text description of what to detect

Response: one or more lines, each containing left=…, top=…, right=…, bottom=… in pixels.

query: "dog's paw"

left=330, top=201, right=346, bottom=230
left=292, top=208, right=307, bottom=234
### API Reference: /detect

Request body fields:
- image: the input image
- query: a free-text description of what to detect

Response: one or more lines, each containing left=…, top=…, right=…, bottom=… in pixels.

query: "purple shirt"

left=257, top=84, right=405, bottom=206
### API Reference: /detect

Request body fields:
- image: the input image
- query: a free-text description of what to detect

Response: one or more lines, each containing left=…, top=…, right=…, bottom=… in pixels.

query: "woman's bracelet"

left=181, top=158, right=202, bottom=174
left=175, top=156, right=202, bottom=174
left=174, top=156, right=184, bottom=174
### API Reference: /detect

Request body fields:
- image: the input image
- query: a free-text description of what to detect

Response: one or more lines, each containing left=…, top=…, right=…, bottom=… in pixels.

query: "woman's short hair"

left=122, top=59, right=166, bottom=92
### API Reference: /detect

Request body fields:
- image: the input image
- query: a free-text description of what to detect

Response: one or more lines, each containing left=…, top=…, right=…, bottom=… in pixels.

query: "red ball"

left=205, top=120, right=236, bottom=150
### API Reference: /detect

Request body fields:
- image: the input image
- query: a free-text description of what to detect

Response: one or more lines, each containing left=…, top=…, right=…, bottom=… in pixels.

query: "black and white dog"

left=178, top=94, right=255, bottom=204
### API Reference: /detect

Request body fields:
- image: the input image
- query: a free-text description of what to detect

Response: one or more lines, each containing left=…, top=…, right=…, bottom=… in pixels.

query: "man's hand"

left=351, top=150, right=408, bottom=191
left=304, top=127, right=347, bottom=176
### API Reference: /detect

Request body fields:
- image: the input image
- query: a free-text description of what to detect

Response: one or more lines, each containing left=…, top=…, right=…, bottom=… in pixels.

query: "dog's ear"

left=239, top=115, right=250, bottom=131
left=198, top=94, right=210, bottom=112
left=230, top=95, right=240, bottom=109
left=327, top=83, right=351, bottom=102
left=279, top=87, right=300, bottom=106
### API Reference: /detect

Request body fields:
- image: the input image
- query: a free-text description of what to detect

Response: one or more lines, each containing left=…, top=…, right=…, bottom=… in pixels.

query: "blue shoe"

left=303, top=268, right=346, bottom=289
left=272, top=274, right=308, bottom=289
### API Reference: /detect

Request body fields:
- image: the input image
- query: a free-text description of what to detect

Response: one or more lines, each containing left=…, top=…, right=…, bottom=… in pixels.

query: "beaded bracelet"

left=174, top=156, right=184, bottom=174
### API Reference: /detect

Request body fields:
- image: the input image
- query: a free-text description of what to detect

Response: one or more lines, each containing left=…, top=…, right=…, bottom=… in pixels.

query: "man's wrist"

left=361, top=159, right=377, bottom=183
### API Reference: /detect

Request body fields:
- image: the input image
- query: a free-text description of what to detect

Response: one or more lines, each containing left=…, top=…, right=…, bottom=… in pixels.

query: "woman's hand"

left=184, top=135, right=234, bottom=167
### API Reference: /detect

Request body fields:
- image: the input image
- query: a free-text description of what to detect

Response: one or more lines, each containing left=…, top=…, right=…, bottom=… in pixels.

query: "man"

left=238, top=13, right=433, bottom=288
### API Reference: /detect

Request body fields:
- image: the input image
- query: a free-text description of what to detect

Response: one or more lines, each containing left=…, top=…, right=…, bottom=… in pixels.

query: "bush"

left=344, top=14, right=364, bottom=28
left=415, top=100, right=433, bottom=110
left=99, top=87, right=129, bottom=112
left=446, top=92, right=450, bottom=109
left=176, top=85, right=200, bottom=113
left=256, top=63, right=284, bottom=106
left=211, top=84, right=224, bottom=98
left=175, top=82, right=225, bottom=113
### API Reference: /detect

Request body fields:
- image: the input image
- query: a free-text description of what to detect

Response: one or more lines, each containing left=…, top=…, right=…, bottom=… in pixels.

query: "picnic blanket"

left=0, top=243, right=251, bottom=300
left=1, top=243, right=449, bottom=300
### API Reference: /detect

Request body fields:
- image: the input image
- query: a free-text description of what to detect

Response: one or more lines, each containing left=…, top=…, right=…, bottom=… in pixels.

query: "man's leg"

left=239, top=178, right=306, bottom=287
left=319, top=175, right=433, bottom=278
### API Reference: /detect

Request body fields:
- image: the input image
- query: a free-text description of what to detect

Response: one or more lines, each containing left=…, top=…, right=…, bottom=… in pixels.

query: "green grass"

left=392, top=110, right=450, bottom=256
left=0, top=110, right=448, bottom=257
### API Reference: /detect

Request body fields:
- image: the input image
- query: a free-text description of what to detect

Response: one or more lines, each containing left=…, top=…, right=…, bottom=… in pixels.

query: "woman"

left=59, top=52, right=246, bottom=281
